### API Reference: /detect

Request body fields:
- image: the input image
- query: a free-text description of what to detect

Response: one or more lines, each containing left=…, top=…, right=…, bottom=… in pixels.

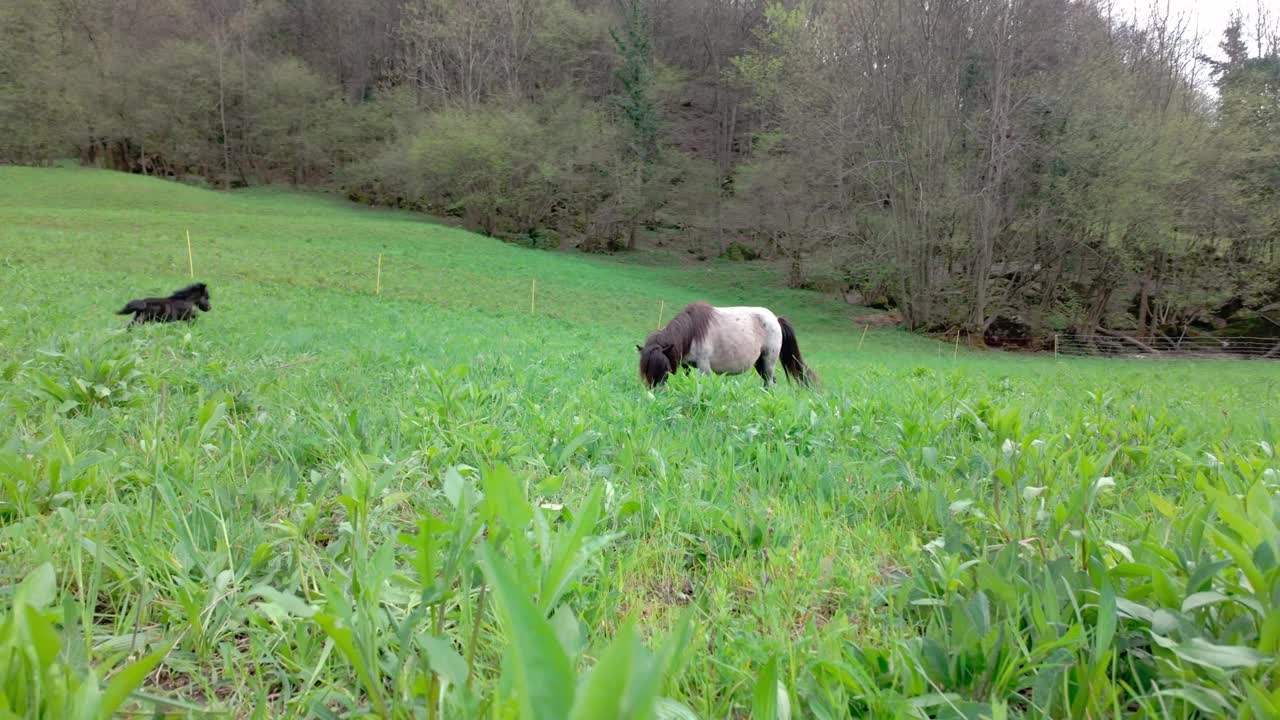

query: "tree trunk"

left=238, top=9, right=252, bottom=184
left=1136, top=275, right=1151, bottom=337
left=1083, top=284, right=1113, bottom=333
left=1031, top=250, right=1064, bottom=329
left=970, top=208, right=995, bottom=332
left=969, top=2, right=1018, bottom=333
left=216, top=29, right=231, bottom=190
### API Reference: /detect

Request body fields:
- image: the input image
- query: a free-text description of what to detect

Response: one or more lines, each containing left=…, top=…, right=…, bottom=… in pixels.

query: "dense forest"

left=2, top=0, right=1278, bottom=343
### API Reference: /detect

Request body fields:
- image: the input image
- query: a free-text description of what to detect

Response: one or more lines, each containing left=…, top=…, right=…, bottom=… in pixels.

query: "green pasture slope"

left=1, top=166, right=1277, bottom=718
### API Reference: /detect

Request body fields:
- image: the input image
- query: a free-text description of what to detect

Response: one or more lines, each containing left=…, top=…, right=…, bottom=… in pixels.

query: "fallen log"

left=1095, top=327, right=1160, bottom=354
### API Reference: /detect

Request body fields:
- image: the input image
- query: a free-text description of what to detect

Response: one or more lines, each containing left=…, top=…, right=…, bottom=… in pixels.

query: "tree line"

left=2, top=0, right=1277, bottom=342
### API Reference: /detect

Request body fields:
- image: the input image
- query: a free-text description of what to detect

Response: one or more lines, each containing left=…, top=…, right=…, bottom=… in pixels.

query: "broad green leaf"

left=1260, top=605, right=1280, bottom=653
left=654, top=698, right=700, bottom=720
left=934, top=701, right=993, bottom=720
left=976, top=564, right=1017, bottom=607
left=313, top=612, right=387, bottom=717
left=909, top=693, right=965, bottom=709
left=623, top=608, right=694, bottom=719
left=1151, top=634, right=1269, bottom=670
left=1181, top=591, right=1229, bottom=613
left=411, top=518, right=441, bottom=604
left=1253, top=537, right=1277, bottom=573
left=443, top=467, right=466, bottom=509
left=775, top=680, right=792, bottom=720
left=568, top=621, right=636, bottom=720
left=1244, top=481, right=1275, bottom=532
left=556, top=430, right=598, bottom=466
left=23, top=606, right=60, bottom=669
left=1151, top=609, right=1181, bottom=635
left=1187, top=559, right=1232, bottom=594
left=1103, top=541, right=1134, bottom=562
left=249, top=586, right=318, bottom=618
left=419, top=634, right=469, bottom=688
left=478, top=544, right=573, bottom=720
left=1215, top=503, right=1262, bottom=548
left=1030, top=654, right=1067, bottom=717
left=1209, top=529, right=1266, bottom=600
left=72, top=673, right=103, bottom=720
left=1115, top=597, right=1153, bottom=622
left=195, top=397, right=227, bottom=442
left=753, top=655, right=784, bottom=720
left=16, top=562, right=57, bottom=610
left=540, top=483, right=604, bottom=612
left=1153, top=687, right=1231, bottom=716
left=550, top=605, right=583, bottom=662
left=1093, top=574, right=1116, bottom=665
left=920, top=638, right=950, bottom=680
left=922, top=447, right=938, bottom=467
left=1245, top=683, right=1279, bottom=719
left=482, top=464, right=533, bottom=530
left=98, top=642, right=173, bottom=720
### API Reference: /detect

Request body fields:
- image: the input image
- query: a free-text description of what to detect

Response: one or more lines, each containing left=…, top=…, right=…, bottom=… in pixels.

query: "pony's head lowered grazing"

left=637, top=302, right=713, bottom=387
left=636, top=300, right=815, bottom=389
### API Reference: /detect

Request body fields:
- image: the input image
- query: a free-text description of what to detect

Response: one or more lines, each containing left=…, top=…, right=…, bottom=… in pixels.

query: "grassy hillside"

left=1, top=167, right=1277, bottom=718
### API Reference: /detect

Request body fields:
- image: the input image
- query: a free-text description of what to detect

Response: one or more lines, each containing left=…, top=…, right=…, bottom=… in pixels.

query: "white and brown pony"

left=637, top=302, right=814, bottom=388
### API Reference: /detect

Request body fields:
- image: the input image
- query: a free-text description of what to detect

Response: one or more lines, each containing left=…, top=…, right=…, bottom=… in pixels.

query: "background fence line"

left=1054, top=333, right=1280, bottom=360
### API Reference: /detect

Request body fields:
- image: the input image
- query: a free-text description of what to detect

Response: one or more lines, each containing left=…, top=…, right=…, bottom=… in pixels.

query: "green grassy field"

left=1, top=167, right=1277, bottom=719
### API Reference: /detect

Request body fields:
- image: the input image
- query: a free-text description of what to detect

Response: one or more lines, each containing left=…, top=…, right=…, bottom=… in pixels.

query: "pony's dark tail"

left=778, top=316, right=815, bottom=386
left=116, top=300, right=145, bottom=315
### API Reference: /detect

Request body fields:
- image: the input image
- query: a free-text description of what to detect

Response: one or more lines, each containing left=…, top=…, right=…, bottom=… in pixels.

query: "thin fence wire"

left=1054, top=334, right=1280, bottom=360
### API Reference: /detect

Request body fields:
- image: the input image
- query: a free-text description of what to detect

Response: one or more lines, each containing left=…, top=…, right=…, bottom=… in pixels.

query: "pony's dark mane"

left=643, top=301, right=714, bottom=359
left=639, top=302, right=714, bottom=386
left=171, top=283, right=208, bottom=300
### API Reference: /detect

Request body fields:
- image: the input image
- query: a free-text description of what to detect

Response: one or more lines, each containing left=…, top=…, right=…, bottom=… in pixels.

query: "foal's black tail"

left=778, top=316, right=815, bottom=387
left=116, top=300, right=145, bottom=315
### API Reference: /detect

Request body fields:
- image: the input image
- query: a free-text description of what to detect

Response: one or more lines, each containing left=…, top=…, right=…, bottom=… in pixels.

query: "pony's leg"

left=758, top=346, right=780, bottom=387
left=690, top=353, right=713, bottom=378
left=754, top=353, right=772, bottom=387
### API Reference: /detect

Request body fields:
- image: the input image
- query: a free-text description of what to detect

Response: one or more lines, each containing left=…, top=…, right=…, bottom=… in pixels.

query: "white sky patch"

left=1121, top=0, right=1280, bottom=60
